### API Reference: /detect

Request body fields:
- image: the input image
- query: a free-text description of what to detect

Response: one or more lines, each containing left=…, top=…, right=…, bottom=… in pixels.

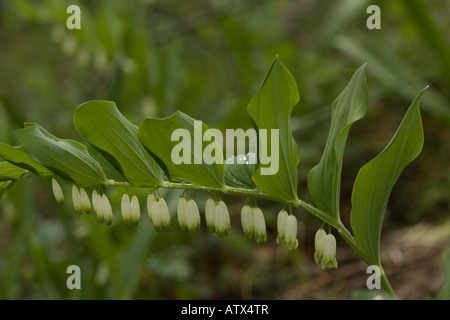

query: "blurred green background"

left=0, top=0, right=449, bottom=299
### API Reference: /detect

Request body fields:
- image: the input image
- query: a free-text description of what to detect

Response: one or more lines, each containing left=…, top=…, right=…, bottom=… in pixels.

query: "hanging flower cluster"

left=314, top=227, right=338, bottom=269
left=276, top=209, right=298, bottom=251
left=50, top=177, right=337, bottom=267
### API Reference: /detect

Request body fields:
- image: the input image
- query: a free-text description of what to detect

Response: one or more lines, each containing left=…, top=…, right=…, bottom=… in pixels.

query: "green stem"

left=380, top=266, right=399, bottom=299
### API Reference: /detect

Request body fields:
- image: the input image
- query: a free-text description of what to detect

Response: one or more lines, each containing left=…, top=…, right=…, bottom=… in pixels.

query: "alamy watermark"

left=66, top=265, right=81, bottom=290
left=366, top=265, right=381, bottom=290
left=171, top=121, right=280, bottom=175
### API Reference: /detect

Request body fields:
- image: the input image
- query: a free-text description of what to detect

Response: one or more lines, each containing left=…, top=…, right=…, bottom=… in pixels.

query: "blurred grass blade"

left=139, top=111, right=225, bottom=188
left=16, top=123, right=108, bottom=186
left=224, top=153, right=257, bottom=189
left=308, top=64, right=368, bottom=219
left=400, top=0, right=450, bottom=85
left=0, top=161, right=29, bottom=181
left=336, top=36, right=450, bottom=124
left=74, top=101, right=163, bottom=186
left=247, top=56, right=300, bottom=202
left=0, top=143, right=53, bottom=177
left=350, top=88, right=426, bottom=265
left=437, top=245, right=450, bottom=300
left=0, top=180, right=16, bottom=199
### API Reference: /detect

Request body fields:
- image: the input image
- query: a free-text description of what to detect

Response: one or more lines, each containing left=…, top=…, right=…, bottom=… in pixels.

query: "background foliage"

left=0, top=0, right=449, bottom=299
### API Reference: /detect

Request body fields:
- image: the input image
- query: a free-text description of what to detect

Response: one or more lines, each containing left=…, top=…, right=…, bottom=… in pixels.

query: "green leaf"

left=16, top=123, right=108, bottom=186
left=224, top=153, right=257, bottom=189
left=138, top=111, right=225, bottom=188
left=84, top=143, right=126, bottom=182
left=247, top=56, right=300, bottom=202
left=73, top=101, right=163, bottom=186
left=350, top=88, right=427, bottom=265
left=0, top=143, right=53, bottom=177
left=0, top=161, right=29, bottom=181
left=308, top=64, right=368, bottom=219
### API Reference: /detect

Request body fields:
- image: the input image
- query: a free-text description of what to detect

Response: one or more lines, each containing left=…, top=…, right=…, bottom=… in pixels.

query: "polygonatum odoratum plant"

left=0, top=57, right=427, bottom=298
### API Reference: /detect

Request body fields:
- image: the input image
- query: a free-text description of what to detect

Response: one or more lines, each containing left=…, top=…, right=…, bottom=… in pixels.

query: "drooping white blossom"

left=282, top=214, right=298, bottom=250
left=214, top=200, right=231, bottom=237
left=177, top=196, right=187, bottom=230
left=252, top=207, right=267, bottom=243
left=51, top=177, right=64, bottom=205
left=79, top=187, right=91, bottom=214
left=276, top=209, right=288, bottom=244
left=205, top=198, right=216, bottom=233
left=185, top=199, right=201, bottom=233
left=240, top=204, right=254, bottom=239
left=130, top=195, right=140, bottom=225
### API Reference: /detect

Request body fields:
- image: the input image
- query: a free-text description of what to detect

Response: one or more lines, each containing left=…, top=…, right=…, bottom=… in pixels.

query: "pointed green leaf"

left=224, top=153, right=257, bottom=189
left=16, top=124, right=108, bottom=186
left=138, top=111, right=225, bottom=188
left=0, top=143, right=53, bottom=177
left=247, top=57, right=300, bottom=202
left=308, top=64, right=368, bottom=219
left=0, top=161, right=29, bottom=181
left=73, top=101, right=163, bottom=186
left=350, top=88, right=427, bottom=265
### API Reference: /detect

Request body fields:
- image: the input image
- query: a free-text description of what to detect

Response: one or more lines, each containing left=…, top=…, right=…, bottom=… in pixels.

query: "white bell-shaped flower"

left=282, top=214, right=298, bottom=250
left=158, top=197, right=171, bottom=227
left=51, top=177, right=64, bottom=205
left=72, top=185, right=83, bottom=214
left=321, top=233, right=337, bottom=269
left=185, top=199, right=201, bottom=233
left=79, top=188, right=91, bottom=214
left=240, top=204, right=254, bottom=239
left=130, top=195, right=140, bottom=225
left=314, top=228, right=326, bottom=264
left=177, top=196, right=187, bottom=230
left=151, top=197, right=171, bottom=230
left=276, top=209, right=288, bottom=244
left=101, top=193, right=113, bottom=225
left=214, top=200, right=231, bottom=237
left=121, top=193, right=131, bottom=224
left=252, top=207, right=267, bottom=243
left=92, top=189, right=101, bottom=214
left=205, top=198, right=216, bottom=232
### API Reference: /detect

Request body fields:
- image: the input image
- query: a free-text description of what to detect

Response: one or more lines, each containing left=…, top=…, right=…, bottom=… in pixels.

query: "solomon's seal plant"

left=0, top=56, right=427, bottom=299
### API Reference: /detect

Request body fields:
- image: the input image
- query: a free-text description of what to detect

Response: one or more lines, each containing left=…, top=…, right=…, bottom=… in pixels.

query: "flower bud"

left=79, top=188, right=91, bottom=214
left=121, top=193, right=131, bottom=223
left=177, top=197, right=187, bottom=230
left=276, top=209, right=288, bottom=244
left=130, top=195, right=140, bottom=225
left=214, top=200, right=230, bottom=237
left=51, top=177, right=64, bottom=205
left=240, top=205, right=254, bottom=239
left=72, top=185, right=83, bottom=214
left=205, top=198, right=216, bottom=232
left=282, top=214, right=298, bottom=250
left=252, top=207, right=267, bottom=243
left=185, top=199, right=201, bottom=233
